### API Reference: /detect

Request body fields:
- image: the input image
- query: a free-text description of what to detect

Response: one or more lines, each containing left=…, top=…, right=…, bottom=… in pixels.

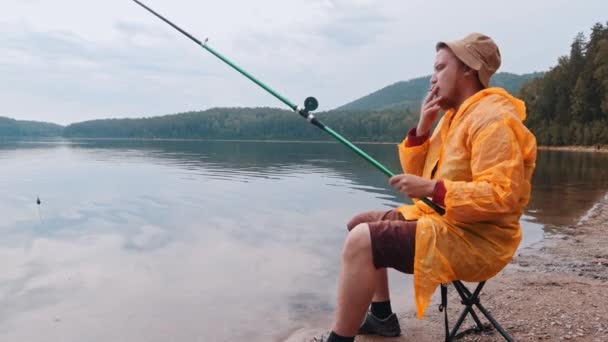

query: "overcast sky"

left=1, top=0, right=607, bottom=125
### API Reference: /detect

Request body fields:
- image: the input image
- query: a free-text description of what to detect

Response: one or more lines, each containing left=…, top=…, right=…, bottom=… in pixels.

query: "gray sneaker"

left=358, top=312, right=401, bottom=337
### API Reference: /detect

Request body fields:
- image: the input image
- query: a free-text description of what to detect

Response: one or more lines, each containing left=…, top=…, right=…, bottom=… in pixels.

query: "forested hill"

left=63, top=107, right=419, bottom=142
left=0, top=116, right=63, bottom=137
left=520, top=22, right=608, bottom=145
left=336, top=72, right=542, bottom=112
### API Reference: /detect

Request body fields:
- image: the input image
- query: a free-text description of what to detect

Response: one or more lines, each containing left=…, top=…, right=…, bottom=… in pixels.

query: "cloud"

left=316, top=0, right=391, bottom=47
left=0, top=25, right=237, bottom=123
left=1, top=0, right=608, bottom=124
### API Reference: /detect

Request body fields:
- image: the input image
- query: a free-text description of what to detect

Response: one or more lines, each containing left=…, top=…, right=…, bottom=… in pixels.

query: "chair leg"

left=453, top=281, right=485, bottom=329
left=473, top=301, right=515, bottom=342
left=448, top=304, right=472, bottom=340
left=447, top=281, right=515, bottom=342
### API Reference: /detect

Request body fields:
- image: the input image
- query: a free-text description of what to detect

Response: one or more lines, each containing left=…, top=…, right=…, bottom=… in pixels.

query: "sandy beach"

left=538, top=145, right=608, bottom=153
left=289, top=192, right=608, bottom=342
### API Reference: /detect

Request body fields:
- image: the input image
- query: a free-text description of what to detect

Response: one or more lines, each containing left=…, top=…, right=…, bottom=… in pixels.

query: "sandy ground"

left=287, top=193, right=608, bottom=342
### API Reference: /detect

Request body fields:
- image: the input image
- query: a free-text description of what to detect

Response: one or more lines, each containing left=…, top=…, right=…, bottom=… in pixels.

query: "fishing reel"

left=304, top=97, right=318, bottom=112
left=298, top=96, right=324, bottom=128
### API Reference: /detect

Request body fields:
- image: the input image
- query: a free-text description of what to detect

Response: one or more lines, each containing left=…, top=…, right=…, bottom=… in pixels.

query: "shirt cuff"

left=405, top=128, right=429, bottom=147
left=432, top=180, right=446, bottom=207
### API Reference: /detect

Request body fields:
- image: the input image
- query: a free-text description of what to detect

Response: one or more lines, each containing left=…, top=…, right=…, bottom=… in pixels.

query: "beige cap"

left=436, top=33, right=501, bottom=88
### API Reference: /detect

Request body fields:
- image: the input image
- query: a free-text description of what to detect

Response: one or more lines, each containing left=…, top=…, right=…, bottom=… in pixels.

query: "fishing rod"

left=130, top=0, right=445, bottom=215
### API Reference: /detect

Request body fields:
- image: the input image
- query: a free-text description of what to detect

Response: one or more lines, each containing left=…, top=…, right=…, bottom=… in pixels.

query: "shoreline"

left=291, top=192, right=608, bottom=341
left=3, top=137, right=397, bottom=145
left=5, top=137, right=608, bottom=150
left=538, top=145, right=608, bottom=153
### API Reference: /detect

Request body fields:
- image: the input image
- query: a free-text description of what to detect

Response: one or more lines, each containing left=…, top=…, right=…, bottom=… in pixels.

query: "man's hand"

left=416, top=86, right=442, bottom=136
left=389, top=174, right=437, bottom=199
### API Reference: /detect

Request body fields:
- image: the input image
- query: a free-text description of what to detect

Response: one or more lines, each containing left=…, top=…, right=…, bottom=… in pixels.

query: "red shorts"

left=346, top=209, right=417, bottom=274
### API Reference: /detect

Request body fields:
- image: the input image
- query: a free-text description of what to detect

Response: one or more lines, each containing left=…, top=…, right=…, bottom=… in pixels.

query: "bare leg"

left=346, top=212, right=390, bottom=304
left=373, top=268, right=390, bottom=302
left=332, top=223, right=377, bottom=336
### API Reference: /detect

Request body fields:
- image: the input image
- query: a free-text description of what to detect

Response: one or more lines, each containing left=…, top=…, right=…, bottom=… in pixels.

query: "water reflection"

left=0, top=139, right=607, bottom=341
left=528, top=150, right=608, bottom=226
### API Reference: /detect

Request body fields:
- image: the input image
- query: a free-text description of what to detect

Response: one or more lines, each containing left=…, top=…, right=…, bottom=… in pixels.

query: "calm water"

left=1, top=139, right=607, bottom=342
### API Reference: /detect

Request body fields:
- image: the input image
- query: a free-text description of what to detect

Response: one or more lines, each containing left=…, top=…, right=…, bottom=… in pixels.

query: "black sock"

left=326, top=331, right=355, bottom=342
left=371, top=300, right=393, bottom=319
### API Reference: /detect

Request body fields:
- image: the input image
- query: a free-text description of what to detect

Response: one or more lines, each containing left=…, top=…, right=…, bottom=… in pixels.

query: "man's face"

left=430, top=48, right=465, bottom=110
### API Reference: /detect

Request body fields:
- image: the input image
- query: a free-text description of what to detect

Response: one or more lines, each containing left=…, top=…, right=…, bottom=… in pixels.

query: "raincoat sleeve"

left=442, top=119, right=525, bottom=223
left=397, top=128, right=430, bottom=176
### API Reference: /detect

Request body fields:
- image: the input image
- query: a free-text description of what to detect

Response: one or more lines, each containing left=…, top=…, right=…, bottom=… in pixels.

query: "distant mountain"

left=2, top=72, right=544, bottom=143
left=59, top=72, right=543, bottom=142
left=491, top=72, right=545, bottom=95
left=0, top=116, right=63, bottom=137
left=337, top=76, right=430, bottom=112
left=336, top=72, right=543, bottom=112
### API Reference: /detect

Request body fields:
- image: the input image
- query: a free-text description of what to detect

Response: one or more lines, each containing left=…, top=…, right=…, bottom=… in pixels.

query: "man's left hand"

left=389, top=174, right=437, bottom=199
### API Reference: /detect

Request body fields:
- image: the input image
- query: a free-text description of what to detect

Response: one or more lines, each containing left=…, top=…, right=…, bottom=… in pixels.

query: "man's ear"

left=463, top=66, right=481, bottom=84
left=462, top=65, right=475, bottom=76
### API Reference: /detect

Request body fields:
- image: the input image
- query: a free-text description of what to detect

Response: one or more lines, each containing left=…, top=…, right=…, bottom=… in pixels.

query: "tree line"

left=520, top=22, right=608, bottom=145
left=63, top=107, right=419, bottom=142
left=0, top=116, right=63, bottom=137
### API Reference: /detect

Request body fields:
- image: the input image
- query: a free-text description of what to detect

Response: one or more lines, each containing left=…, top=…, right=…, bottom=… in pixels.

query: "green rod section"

left=323, top=126, right=395, bottom=177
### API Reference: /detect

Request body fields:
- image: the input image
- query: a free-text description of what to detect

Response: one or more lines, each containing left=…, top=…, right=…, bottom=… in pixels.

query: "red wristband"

left=405, top=128, right=429, bottom=147
left=432, top=180, right=446, bottom=207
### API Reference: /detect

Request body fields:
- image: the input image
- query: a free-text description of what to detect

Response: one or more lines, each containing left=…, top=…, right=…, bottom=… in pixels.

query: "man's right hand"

left=416, top=86, right=442, bottom=136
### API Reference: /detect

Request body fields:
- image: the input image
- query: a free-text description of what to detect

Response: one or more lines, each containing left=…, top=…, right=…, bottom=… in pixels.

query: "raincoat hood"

left=477, top=87, right=527, bottom=121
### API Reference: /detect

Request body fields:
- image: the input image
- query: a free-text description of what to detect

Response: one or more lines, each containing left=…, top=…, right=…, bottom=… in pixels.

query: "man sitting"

left=313, top=33, right=537, bottom=342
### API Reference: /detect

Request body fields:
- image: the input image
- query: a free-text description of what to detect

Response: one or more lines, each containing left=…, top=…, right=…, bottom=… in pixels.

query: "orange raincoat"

left=397, top=87, right=537, bottom=319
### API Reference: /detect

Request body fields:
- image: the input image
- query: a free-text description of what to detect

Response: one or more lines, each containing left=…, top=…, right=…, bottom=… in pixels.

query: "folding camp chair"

left=439, top=281, right=514, bottom=341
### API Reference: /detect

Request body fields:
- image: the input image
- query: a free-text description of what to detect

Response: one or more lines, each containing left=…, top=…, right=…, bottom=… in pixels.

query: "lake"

left=1, top=139, right=607, bottom=341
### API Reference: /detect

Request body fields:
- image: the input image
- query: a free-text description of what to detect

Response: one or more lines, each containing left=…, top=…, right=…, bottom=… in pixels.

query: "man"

left=311, top=33, right=537, bottom=342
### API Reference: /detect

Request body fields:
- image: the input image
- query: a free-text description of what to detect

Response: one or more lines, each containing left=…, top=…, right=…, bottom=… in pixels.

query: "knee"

left=342, top=223, right=372, bottom=263
left=346, top=213, right=367, bottom=231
